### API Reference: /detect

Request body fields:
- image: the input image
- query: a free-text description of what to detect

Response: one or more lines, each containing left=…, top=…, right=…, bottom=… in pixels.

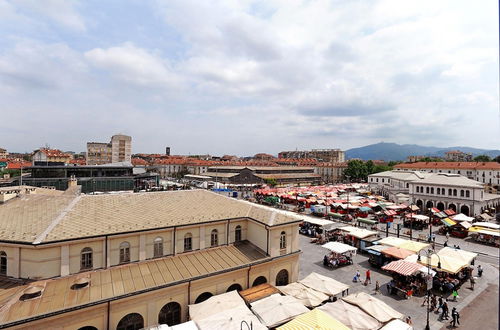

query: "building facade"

left=0, top=188, right=301, bottom=329
left=87, top=134, right=132, bottom=165
left=278, top=149, right=345, bottom=163
left=444, top=150, right=472, bottom=162
left=32, top=148, right=72, bottom=165
left=313, top=163, right=347, bottom=184
left=0, top=148, right=8, bottom=158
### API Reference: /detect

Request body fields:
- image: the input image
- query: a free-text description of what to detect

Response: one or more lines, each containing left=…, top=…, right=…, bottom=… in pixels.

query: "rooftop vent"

left=71, top=277, right=90, bottom=290
left=20, top=286, right=43, bottom=301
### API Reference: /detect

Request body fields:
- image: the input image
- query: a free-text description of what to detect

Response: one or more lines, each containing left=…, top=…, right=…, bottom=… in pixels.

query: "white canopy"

left=251, top=294, right=309, bottom=328
left=377, top=237, right=409, bottom=247
left=145, top=321, right=199, bottom=330
left=437, top=247, right=477, bottom=265
left=195, top=305, right=267, bottom=330
left=379, top=319, right=413, bottom=330
left=303, top=217, right=335, bottom=227
left=342, top=292, right=404, bottom=323
left=188, top=290, right=247, bottom=321
left=322, top=242, right=358, bottom=254
left=452, top=213, right=474, bottom=222
left=318, top=300, right=382, bottom=330
left=277, top=282, right=329, bottom=308
left=341, top=226, right=378, bottom=239
left=472, top=222, right=500, bottom=230
left=299, top=272, right=350, bottom=297
left=412, top=214, right=429, bottom=221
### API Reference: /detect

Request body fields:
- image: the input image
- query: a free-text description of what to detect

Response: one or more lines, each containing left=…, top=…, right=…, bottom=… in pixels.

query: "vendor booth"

left=299, top=272, right=350, bottom=298
left=342, top=292, right=404, bottom=324
left=366, top=245, right=391, bottom=268
left=250, top=294, right=309, bottom=328
left=322, top=242, right=356, bottom=268
left=403, top=213, right=429, bottom=230
left=318, top=300, right=382, bottom=330
left=340, top=226, right=378, bottom=250
left=382, top=260, right=435, bottom=298
left=468, top=224, right=500, bottom=247
left=299, top=216, right=334, bottom=238
left=277, top=282, right=329, bottom=308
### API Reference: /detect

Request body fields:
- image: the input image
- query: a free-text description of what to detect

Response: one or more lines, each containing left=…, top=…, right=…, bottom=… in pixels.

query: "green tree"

left=343, top=160, right=368, bottom=182
left=264, top=178, right=277, bottom=187
left=365, top=160, right=375, bottom=175
left=473, top=155, right=491, bottom=162
left=387, top=161, right=401, bottom=167
left=420, top=157, right=443, bottom=162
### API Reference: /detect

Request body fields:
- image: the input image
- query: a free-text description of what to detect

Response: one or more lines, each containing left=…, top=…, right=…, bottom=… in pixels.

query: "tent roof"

left=379, top=319, right=413, bottom=330
left=341, top=226, right=378, bottom=239
left=302, top=217, right=334, bottom=226
left=251, top=294, right=309, bottom=328
left=188, top=290, right=246, bottom=321
left=381, top=246, right=415, bottom=260
left=299, top=272, right=350, bottom=297
left=239, top=283, right=281, bottom=304
left=437, top=247, right=477, bottom=264
left=195, top=305, right=267, bottom=330
left=277, top=309, right=350, bottom=330
left=376, top=237, right=409, bottom=248
left=342, top=292, right=404, bottom=323
left=382, top=260, right=422, bottom=276
left=322, top=242, right=358, bottom=254
left=408, top=253, right=467, bottom=274
left=277, top=282, right=329, bottom=308
left=452, top=213, right=474, bottom=222
left=398, top=241, right=430, bottom=253
left=317, top=300, right=381, bottom=330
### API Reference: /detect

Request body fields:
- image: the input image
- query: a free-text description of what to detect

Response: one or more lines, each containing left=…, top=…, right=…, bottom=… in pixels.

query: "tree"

left=343, top=160, right=368, bottom=182
left=419, top=157, right=443, bottom=162
left=495, top=155, right=500, bottom=163
left=473, top=155, right=491, bottom=162
left=264, top=178, right=277, bottom=187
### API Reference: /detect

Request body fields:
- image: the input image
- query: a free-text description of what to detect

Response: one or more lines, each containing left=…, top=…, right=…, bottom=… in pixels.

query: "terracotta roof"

left=394, top=162, right=500, bottom=170
left=0, top=243, right=268, bottom=327
left=35, top=148, right=71, bottom=158
left=131, top=158, right=148, bottom=165
left=0, top=190, right=300, bottom=243
left=6, top=161, right=31, bottom=169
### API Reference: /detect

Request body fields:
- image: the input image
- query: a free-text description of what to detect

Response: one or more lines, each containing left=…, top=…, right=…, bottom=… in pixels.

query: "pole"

left=425, top=253, right=430, bottom=330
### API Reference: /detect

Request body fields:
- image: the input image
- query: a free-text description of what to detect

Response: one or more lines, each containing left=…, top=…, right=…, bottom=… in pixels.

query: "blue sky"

left=0, top=0, right=498, bottom=155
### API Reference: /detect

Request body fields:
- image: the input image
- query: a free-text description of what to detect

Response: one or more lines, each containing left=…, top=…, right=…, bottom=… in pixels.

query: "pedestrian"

left=405, top=316, right=413, bottom=325
left=375, top=280, right=381, bottom=294
left=452, top=289, right=459, bottom=301
left=421, top=294, right=429, bottom=306
left=437, top=296, right=443, bottom=313
left=431, top=294, right=437, bottom=311
left=356, top=270, right=361, bottom=282
left=365, top=269, right=371, bottom=284
left=470, top=276, right=475, bottom=290
left=441, top=301, right=449, bottom=320
left=478, top=265, right=483, bottom=277
left=444, top=240, right=448, bottom=247
left=450, top=307, right=460, bottom=327
left=446, top=232, right=450, bottom=240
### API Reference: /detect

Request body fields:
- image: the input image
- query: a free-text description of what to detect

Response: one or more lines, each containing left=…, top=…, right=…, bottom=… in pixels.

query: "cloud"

left=85, top=43, right=181, bottom=88
left=13, top=0, right=86, bottom=31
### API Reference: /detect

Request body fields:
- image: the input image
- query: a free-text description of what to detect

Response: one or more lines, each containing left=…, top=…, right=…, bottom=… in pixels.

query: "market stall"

left=299, top=216, right=334, bottom=238
left=188, top=290, right=247, bottom=321
left=277, top=309, right=350, bottom=330
left=195, top=305, right=267, bottom=330
left=277, top=282, right=329, bottom=308
left=322, top=242, right=356, bottom=268
left=403, top=214, right=429, bottom=230
left=250, top=293, right=309, bottom=328
left=381, top=246, right=415, bottom=261
left=299, top=272, right=350, bottom=298
left=342, top=292, right=404, bottom=324
left=317, top=300, right=382, bottom=330
left=382, top=260, right=434, bottom=298
left=468, top=226, right=500, bottom=246
left=366, top=245, right=391, bottom=267
left=340, top=226, right=378, bottom=250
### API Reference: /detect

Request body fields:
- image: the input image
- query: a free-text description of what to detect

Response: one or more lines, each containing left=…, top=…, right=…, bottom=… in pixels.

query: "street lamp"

left=418, top=249, right=442, bottom=330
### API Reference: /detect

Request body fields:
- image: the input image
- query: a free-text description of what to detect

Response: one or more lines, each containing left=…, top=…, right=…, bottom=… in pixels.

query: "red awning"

left=444, top=209, right=456, bottom=216
left=431, top=207, right=440, bottom=213
left=384, top=210, right=397, bottom=216
left=382, top=260, right=422, bottom=276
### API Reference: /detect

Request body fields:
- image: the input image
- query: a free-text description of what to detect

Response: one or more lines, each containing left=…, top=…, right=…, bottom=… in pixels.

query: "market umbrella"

left=322, top=242, right=357, bottom=255
left=379, top=319, right=413, bottom=330
left=251, top=293, right=309, bottom=328
left=277, top=282, right=329, bottom=308
left=437, top=247, right=477, bottom=265
left=299, top=272, right=350, bottom=297
left=342, top=292, right=404, bottom=323
left=195, top=305, right=267, bottom=330
left=381, top=246, right=415, bottom=260
left=398, top=241, right=429, bottom=253
left=452, top=213, right=474, bottom=222
left=318, top=300, right=381, bottom=330
left=189, top=290, right=246, bottom=321
left=276, top=309, right=350, bottom=330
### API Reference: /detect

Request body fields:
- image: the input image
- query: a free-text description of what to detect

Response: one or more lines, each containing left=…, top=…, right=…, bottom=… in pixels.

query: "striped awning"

left=444, top=209, right=456, bottom=216
left=382, top=260, right=422, bottom=276
left=441, top=218, right=456, bottom=227
left=384, top=210, right=397, bottom=216
left=431, top=207, right=440, bottom=213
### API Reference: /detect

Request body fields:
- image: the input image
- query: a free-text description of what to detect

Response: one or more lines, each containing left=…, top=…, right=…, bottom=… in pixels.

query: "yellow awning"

left=398, top=241, right=430, bottom=253
left=277, top=309, right=350, bottom=330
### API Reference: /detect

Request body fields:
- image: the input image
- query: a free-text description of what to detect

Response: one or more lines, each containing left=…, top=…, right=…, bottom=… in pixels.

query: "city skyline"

left=1, top=0, right=498, bottom=155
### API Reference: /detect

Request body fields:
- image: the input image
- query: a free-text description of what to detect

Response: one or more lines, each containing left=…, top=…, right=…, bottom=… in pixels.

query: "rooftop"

left=0, top=242, right=267, bottom=327
left=410, top=173, right=484, bottom=188
left=0, top=189, right=300, bottom=244
left=394, top=162, right=500, bottom=170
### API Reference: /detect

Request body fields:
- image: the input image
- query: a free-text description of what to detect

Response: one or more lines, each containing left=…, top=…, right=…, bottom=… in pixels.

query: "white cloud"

left=13, top=0, right=86, bottom=31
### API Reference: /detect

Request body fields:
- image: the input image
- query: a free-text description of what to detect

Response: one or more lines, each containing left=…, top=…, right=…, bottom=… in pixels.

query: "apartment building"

left=444, top=150, right=472, bottom=162
left=87, top=134, right=132, bottom=165
left=278, top=149, right=345, bottom=163
left=313, top=162, right=348, bottom=184
left=31, top=148, right=72, bottom=165
left=0, top=187, right=301, bottom=329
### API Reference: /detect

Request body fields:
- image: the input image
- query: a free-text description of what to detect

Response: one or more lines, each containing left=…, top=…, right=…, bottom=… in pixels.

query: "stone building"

left=0, top=187, right=301, bottom=329
left=87, top=134, right=132, bottom=165
left=278, top=149, right=345, bottom=163
left=31, top=148, right=72, bottom=165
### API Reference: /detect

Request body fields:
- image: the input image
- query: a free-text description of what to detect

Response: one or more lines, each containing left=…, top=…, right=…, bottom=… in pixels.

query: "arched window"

left=448, top=188, right=452, bottom=195
left=235, top=225, right=242, bottom=242
left=466, top=190, right=470, bottom=198
left=280, top=231, right=286, bottom=250
left=430, top=187, right=434, bottom=194
left=460, top=190, right=464, bottom=197
left=158, top=302, right=181, bottom=326
left=210, top=229, right=218, bottom=247
left=227, top=283, right=243, bottom=292
left=453, top=189, right=457, bottom=196
left=119, top=242, right=130, bottom=264
left=252, top=276, right=267, bottom=287
left=426, top=187, right=429, bottom=194
left=78, top=327, right=98, bottom=330
left=154, top=237, right=163, bottom=258
left=184, top=233, right=192, bottom=252
left=80, top=247, right=93, bottom=271
left=437, top=188, right=440, bottom=195
left=195, top=292, right=213, bottom=304
left=276, top=269, right=289, bottom=286
left=117, top=313, right=144, bottom=330
left=0, top=251, right=6, bottom=275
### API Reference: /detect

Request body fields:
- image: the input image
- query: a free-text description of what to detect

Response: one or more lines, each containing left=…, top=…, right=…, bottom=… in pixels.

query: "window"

left=0, top=251, right=6, bottom=275
left=460, top=190, right=464, bottom=197
left=119, top=242, right=130, bottom=263
left=158, top=302, right=181, bottom=326
left=80, top=247, right=93, bottom=270
left=453, top=189, right=457, bottom=196
left=280, top=231, right=286, bottom=249
left=154, top=237, right=163, bottom=258
left=184, top=233, right=192, bottom=251
left=430, top=187, right=434, bottom=194
left=117, top=313, right=144, bottom=330
left=252, top=276, right=267, bottom=287
left=448, top=188, right=452, bottom=195
left=227, top=283, right=243, bottom=292
left=276, top=269, right=289, bottom=286
left=466, top=190, right=470, bottom=198
left=210, top=229, right=218, bottom=247
left=426, top=187, right=429, bottom=194
left=437, top=188, right=440, bottom=195
left=235, top=225, right=242, bottom=242
left=195, top=292, right=213, bottom=304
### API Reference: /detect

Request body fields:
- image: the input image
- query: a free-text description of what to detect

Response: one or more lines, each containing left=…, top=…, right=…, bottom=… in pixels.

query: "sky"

left=0, top=0, right=499, bottom=156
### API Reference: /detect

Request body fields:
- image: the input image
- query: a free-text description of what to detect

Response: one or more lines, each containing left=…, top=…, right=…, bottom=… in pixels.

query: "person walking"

left=450, top=307, right=460, bottom=327
left=430, top=294, right=437, bottom=311
left=446, top=232, right=450, bottom=240
left=441, top=301, right=449, bottom=320
left=478, top=265, right=483, bottom=277
left=437, top=296, right=443, bottom=313
left=356, top=270, right=361, bottom=282
left=375, top=280, right=381, bottom=294
left=451, top=289, right=459, bottom=301
left=470, top=276, right=475, bottom=290
left=365, top=269, right=371, bottom=284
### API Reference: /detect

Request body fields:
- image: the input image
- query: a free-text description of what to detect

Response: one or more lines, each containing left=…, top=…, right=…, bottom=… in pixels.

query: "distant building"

left=165, top=147, right=170, bottom=156
left=444, top=150, right=472, bottom=162
left=313, top=162, right=348, bottom=183
left=407, top=155, right=427, bottom=162
left=32, top=148, right=72, bottom=166
left=87, top=134, right=132, bottom=165
left=0, top=148, right=8, bottom=158
left=253, top=153, right=275, bottom=161
left=278, top=149, right=345, bottom=163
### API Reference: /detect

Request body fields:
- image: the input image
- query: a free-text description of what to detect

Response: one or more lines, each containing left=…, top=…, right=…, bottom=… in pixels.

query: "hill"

left=345, top=142, right=500, bottom=161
